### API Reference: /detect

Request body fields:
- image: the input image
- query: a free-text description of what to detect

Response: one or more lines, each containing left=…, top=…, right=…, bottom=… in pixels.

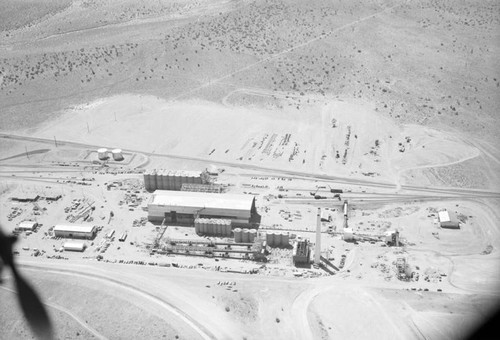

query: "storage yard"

left=1, top=0, right=500, bottom=339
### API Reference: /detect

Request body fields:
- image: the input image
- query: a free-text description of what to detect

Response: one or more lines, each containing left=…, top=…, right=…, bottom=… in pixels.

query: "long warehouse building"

left=53, top=224, right=97, bottom=239
left=148, top=190, right=258, bottom=227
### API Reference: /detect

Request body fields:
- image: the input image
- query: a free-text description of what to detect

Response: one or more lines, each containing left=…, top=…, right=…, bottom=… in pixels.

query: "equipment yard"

left=1, top=0, right=499, bottom=339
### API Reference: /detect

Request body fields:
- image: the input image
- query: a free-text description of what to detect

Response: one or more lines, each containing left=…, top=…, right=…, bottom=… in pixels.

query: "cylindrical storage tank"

left=225, top=221, right=232, bottom=236
left=242, top=229, right=249, bottom=243
left=165, top=170, right=173, bottom=190
left=173, top=171, right=182, bottom=190
left=164, top=170, right=171, bottom=190
left=281, top=232, right=289, bottom=248
left=97, top=148, right=108, bottom=160
left=194, top=219, right=200, bottom=234
left=234, top=228, right=242, bottom=243
left=248, top=229, right=257, bottom=243
left=204, top=219, right=211, bottom=235
left=111, top=149, right=124, bottom=161
left=266, top=232, right=273, bottom=247
left=151, top=169, right=158, bottom=191
left=194, top=172, right=202, bottom=184
left=272, top=231, right=280, bottom=247
left=155, top=170, right=162, bottom=190
left=216, top=220, right=222, bottom=236
left=200, top=219, right=206, bottom=234
left=144, top=171, right=151, bottom=191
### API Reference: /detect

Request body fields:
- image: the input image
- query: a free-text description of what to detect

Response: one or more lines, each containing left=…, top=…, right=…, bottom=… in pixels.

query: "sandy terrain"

left=1, top=0, right=499, bottom=339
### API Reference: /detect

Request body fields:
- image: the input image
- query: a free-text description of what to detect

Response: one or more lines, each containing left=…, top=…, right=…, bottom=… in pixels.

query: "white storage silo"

left=144, top=170, right=151, bottom=191
left=200, top=219, right=206, bottom=234
left=234, top=228, right=242, bottom=243
left=217, top=220, right=223, bottom=236
left=194, top=219, right=200, bottom=234
left=281, top=232, right=290, bottom=248
left=225, top=221, right=232, bottom=236
left=97, top=148, right=108, bottom=160
left=173, top=171, right=181, bottom=190
left=242, top=229, right=249, bottom=243
left=204, top=219, right=211, bottom=235
left=162, top=170, right=170, bottom=190
left=165, top=170, right=173, bottom=190
left=111, top=149, right=124, bottom=161
left=151, top=169, right=158, bottom=191
left=248, top=229, right=257, bottom=243
left=266, top=232, right=273, bottom=246
left=272, top=231, right=280, bottom=247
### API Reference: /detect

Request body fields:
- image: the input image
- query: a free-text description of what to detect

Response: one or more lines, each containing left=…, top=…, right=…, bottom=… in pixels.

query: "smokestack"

left=315, top=207, right=321, bottom=265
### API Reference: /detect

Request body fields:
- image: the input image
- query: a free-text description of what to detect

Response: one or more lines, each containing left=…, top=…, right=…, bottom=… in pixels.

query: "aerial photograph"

left=0, top=0, right=499, bottom=339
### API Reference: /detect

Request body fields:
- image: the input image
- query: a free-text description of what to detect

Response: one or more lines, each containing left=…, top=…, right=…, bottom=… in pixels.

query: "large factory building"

left=148, top=190, right=258, bottom=227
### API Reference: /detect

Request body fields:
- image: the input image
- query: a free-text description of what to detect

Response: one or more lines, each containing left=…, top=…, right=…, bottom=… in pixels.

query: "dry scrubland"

left=1, top=0, right=500, bottom=339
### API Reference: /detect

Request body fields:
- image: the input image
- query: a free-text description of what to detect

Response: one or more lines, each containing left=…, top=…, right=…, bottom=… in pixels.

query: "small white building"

left=18, top=221, right=38, bottom=231
left=54, top=224, right=97, bottom=239
left=343, top=228, right=354, bottom=241
left=62, top=242, right=86, bottom=252
left=438, top=210, right=460, bottom=229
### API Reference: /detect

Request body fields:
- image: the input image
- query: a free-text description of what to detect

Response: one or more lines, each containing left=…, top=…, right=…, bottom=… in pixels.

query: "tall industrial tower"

left=315, top=207, right=321, bottom=265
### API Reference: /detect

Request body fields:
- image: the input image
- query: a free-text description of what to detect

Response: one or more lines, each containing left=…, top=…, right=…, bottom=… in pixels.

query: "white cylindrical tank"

left=225, top=221, right=232, bottom=236
left=266, top=232, right=273, bottom=246
left=200, top=219, right=206, bottom=234
left=248, top=229, right=257, bottom=243
left=242, top=229, right=249, bottom=243
left=272, top=231, right=280, bottom=247
left=234, top=228, right=242, bottom=243
left=194, top=219, right=200, bottom=234
left=205, top=219, right=212, bottom=235
left=281, top=232, right=290, bottom=248
left=144, top=170, right=151, bottom=191
left=174, top=171, right=182, bottom=190
left=164, top=170, right=171, bottom=190
left=151, top=169, right=158, bottom=191
left=111, top=149, right=124, bottom=161
left=165, top=170, right=173, bottom=190
left=97, top=148, right=108, bottom=160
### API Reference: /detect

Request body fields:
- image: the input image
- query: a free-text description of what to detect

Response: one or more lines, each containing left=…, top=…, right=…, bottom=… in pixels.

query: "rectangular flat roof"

left=54, top=225, right=95, bottom=233
left=150, top=190, right=254, bottom=211
left=438, top=211, right=450, bottom=223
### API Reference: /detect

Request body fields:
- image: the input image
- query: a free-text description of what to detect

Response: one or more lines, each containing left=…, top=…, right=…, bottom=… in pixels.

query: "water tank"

left=234, top=228, right=242, bottom=243
left=111, top=149, right=124, bottom=161
left=150, top=169, right=158, bottom=191
left=194, top=219, right=201, bottom=234
left=161, top=170, right=170, bottom=190
left=272, top=231, right=280, bottom=247
left=248, top=229, right=257, bottom=243
left=144, top=171, right=151, bottom=191
left=266, top=232, right=273, bottom=246
left=173, top=171, right=182, bottom=190
left=164, top=170, right=173, bottom=190
left=97, top=148, right=108, bottom=160
left=225, top=221, right=232, bottom=236
left=281, top=232, right=290, bottom=248
left=200, top=219, right=206, bottom=234
left=242, top=229, right=250, bottom=243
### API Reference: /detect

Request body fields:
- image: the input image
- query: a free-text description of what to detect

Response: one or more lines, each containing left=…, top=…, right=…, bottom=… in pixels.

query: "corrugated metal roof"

left=54, top=225, right=95, bottom=233
left=150, top=190, right=254, bottom=211
left=438, top=211, right=450, bottom=223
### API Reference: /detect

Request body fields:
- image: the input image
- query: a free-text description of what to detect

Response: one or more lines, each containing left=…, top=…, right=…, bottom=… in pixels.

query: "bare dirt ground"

left=1, top=0, right=499, bottom=339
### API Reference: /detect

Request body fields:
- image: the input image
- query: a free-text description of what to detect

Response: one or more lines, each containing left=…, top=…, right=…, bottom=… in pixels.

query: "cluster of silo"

left=111, top=149, right=124, bottom=161
left=234, top=228, right=257, bottom=243
left=97, top=148, right=109, bottom=160
left=195, top=218, right=232, bottom=236
left=143, top=169, right=203, bottom=191
left=97, top=148, right=124, bottom=161
left=265, top=231, right=290, bottom=248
